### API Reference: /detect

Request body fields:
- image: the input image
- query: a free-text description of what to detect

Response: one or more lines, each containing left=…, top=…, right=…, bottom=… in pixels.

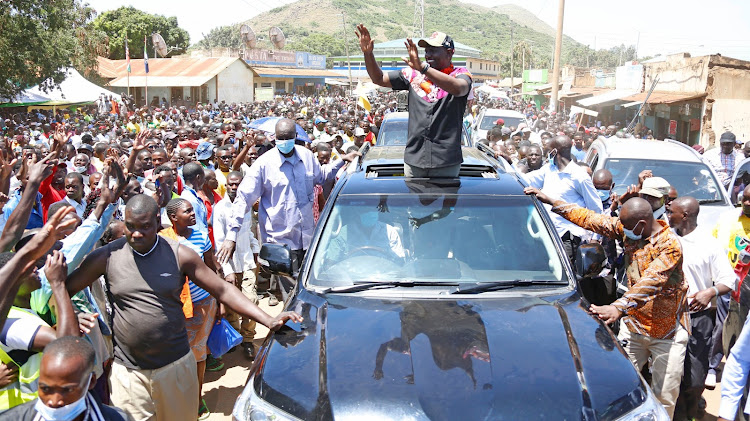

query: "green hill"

left=194, top=1, right=629, bottom=72
left=238, top=0, right=581, bottom=64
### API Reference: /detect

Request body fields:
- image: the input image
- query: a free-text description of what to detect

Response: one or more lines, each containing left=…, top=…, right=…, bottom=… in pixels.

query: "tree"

left=0, top=0, right=107, bottom=100
left=92, top=7, right=190, bottom=60
left=194, top=25, right=243, bottom=50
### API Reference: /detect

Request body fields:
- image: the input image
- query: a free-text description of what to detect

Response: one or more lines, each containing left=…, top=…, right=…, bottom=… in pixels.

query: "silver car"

left=584, top=138, right=732, bottom=227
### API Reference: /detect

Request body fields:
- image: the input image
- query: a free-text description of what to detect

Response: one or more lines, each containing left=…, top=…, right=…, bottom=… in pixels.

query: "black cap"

left=720, top=131, right=737, bottom=143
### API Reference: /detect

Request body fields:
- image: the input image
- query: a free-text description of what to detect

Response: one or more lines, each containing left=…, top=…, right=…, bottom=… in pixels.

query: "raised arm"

left=0, top=153, right=56, bottom=252
left=65, top=245, right=109, bottom=296
left=31, top=251, right=81, bottom=351
left=356, top=24, right=391, bottom=88
left=0, top=207, right=77, bottom=330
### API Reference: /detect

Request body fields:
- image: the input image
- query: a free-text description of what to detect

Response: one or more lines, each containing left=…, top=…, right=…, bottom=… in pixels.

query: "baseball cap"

left=195, top=141, right=214, bottom=161
left=354, top=127, right=366, bottom=137
left=495, top=118, right=505, bottom=126
left=77, top=144, right=94, bottom=154
left=640, top=177, right=670, bottom=198
left=314, top=116, right=328, bottom=125
left=720, top=131, right=737, bottom=143
left=418, top=32, right=455, bottom=49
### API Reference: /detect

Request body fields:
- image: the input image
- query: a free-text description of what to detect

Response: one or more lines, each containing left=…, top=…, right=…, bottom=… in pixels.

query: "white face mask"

left=34, top=375, right=91, bottom=421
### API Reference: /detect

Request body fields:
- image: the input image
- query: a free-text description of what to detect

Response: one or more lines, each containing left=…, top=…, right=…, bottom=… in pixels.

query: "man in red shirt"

left=39, top=163, right=67, bottom=221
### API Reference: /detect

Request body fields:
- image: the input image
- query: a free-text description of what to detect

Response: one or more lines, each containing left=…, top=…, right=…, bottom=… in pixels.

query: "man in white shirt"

left=213, top=171, right=261, bottom=360
left=705, top=131, right=742, bottom=189
left=62, top=172, right=87, bottom=218
left=669, top=196, right=737, bottom=421
left=524, top=134, right=602, bottom=265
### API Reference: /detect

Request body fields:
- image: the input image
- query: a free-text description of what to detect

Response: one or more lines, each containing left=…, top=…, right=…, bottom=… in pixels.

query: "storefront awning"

left=252, top=67, right=346, bottom=79
left=620, top=91, right=706, bottom=105
left=577, top=90, right=638, bottom=107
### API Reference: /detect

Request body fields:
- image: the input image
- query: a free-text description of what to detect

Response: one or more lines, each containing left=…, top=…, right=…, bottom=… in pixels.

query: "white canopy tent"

left=26, top=68, right=120, bottom=108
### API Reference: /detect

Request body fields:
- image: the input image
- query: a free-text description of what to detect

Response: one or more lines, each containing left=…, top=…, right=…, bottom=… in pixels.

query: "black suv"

left=232, top=144, right=668, bottom=421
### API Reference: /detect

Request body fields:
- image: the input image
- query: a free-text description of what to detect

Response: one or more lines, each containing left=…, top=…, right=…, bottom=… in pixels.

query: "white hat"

left=641, top=177, right=670, bottom=198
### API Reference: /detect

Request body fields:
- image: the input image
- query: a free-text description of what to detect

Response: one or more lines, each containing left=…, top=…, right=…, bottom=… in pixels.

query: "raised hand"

left=401, top=38, right=422, bottom=71
left=44, top=250, right=68, bottom=287
left=0, top=146, right=17, bottom=180
left=27, top=152, right=58, bottom=185
left=133, top=129, right=150, bottom=151
left=355, top=24, right=374, bottom=54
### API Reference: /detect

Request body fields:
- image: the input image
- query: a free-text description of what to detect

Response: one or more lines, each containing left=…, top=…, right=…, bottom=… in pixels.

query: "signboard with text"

left=245, top=49, right=296, bottom=66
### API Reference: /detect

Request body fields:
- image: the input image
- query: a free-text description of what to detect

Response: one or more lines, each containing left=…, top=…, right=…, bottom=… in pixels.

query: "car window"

left=605, top=158, right=724, bottom=204
left=729, top=160, right=750, bottom=204
left=589, top=151, right=599, bottom=170
left=377, top=119, right=471, bottom=146
left=479, top=115, right=524, bottom=131
left=309, top=195, right=566, bottom=286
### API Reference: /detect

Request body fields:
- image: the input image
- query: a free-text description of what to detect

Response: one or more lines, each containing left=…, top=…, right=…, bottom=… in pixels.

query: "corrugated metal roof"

left=252, top=67, right=346, bottom=78
left=374, top=38, right=480, bottom=52
left=620, top=91, right=706, bottom=104
left=99, top=56, right=256, bottom=87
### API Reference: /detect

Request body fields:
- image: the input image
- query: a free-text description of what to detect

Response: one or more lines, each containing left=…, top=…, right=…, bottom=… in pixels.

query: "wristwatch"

left=420, top=62, right=430, bottom=74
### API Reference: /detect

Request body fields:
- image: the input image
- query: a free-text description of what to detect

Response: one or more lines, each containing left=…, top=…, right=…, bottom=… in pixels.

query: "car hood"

left=254, top=289, right=645, bottom=421
left=698, top=203, right=734, bottom=228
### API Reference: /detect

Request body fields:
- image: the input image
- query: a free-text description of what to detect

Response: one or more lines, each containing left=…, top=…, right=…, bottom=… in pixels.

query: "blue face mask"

left=276, top=138, right=295, bottom=154
left=360, top=211, right=379, bottom=227
left=597, top=189, right=611, bottom=201
left=623, top=221, right=644, bottom=241
left=34, top=375, right=91, bottom=421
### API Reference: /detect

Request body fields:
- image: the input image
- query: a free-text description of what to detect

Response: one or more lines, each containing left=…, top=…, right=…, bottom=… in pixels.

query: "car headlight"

left=232, top=376, right=301, bottom=421
left=616, top=384, right=669, bottom=421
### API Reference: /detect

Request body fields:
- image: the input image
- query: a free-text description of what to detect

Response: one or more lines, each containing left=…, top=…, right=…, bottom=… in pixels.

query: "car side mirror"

left=575, top=243, right=606, bottom=278
left=259, top=243, right=292, bottom=277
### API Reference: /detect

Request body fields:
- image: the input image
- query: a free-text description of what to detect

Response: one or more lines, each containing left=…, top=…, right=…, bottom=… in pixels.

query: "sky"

left=84, top=0, right=750, bottom=61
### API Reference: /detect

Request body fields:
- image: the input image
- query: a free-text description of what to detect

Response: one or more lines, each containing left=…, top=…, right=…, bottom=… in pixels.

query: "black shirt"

left=388, top=67, right=472, bottom=169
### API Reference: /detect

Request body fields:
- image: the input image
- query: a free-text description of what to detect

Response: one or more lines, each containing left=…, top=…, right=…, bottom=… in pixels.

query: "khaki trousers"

left=618, top=321, right=688, bottom=418
left=225, top=270, right=258, bottom=343
left=109, top=351, right=198, bottom=421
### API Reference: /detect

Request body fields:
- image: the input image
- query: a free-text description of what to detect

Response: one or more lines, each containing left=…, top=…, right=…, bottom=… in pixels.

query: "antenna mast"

left=412, top=0, right=424, bottom=38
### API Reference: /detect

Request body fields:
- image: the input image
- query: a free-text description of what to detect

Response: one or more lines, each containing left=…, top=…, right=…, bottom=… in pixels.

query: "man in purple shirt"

left=216, top=118, right=357, bottom=300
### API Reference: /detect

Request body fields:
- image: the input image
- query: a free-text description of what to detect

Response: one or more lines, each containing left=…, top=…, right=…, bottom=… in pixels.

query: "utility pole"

left=340, top=12, right=353, bottom=96
left=635, top=31, right=640, bottom=61
left=510, top=28, right=514, bottom=96
left=550, top=0, right=565, bottom=113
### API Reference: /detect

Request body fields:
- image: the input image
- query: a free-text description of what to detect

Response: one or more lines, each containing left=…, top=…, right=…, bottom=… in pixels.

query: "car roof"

left=341, top=145, right=525, bottom=196
left=593, top=138, right=703, bottom=162
left=339, top=169, right=528, bottom=196
left=382, top=112, right=409, bottom=121
left=480, top=109, right=526, bottom=119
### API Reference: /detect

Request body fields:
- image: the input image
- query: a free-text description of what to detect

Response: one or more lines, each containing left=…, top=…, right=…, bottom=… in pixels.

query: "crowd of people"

left=0, top=25, right=749, bottom=421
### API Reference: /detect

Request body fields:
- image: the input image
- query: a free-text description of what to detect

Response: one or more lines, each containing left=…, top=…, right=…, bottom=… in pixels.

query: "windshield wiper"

left=450, top=280, right=569, bottom=294
left=698, top=199, right=724, bottom=205
left=321, top=280, right=459, bottom=294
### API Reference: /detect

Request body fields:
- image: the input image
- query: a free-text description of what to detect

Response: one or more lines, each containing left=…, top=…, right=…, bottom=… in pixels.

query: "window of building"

left=275, top=81, right=285, bottom=92
left=261, top=83, right=272, bottom=88
left=201, top=85, right=208, bottom=102
left=480, top=63, right=482, bottom=70
left=469, top=62, right=472, bottom=69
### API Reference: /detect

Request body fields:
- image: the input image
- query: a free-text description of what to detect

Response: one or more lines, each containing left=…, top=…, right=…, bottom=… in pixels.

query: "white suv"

left=584, top=138, right=732, bottom=227
left=471, top=108, right=529, bottom=143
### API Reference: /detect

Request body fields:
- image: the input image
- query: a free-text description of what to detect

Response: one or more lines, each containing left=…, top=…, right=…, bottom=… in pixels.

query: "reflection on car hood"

left=255, top=290, right=643, bottom=420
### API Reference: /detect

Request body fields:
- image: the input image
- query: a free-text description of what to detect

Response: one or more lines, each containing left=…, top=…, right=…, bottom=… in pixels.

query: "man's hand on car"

left=523, top=186, right=553, bottom=205
left=589, top=304, right=622, bottom=324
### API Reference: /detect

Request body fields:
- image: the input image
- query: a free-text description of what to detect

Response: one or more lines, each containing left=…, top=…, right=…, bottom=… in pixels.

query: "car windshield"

left=308, top=194, right=566, bottom=287
left=378, top=120, right=408, bottom=146
left=605, top=158, right=724, bottom=203
left=377, top=120, right=471, bottom=146
left=480, top=115, right=524, bottom=130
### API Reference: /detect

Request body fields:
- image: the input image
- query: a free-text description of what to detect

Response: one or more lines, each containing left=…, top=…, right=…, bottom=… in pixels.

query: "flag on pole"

left=144, top=35, right=149, bottom=73
left=125, top=36, right=131, bottom=73
left=357, top=95, right=371, bottom=112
